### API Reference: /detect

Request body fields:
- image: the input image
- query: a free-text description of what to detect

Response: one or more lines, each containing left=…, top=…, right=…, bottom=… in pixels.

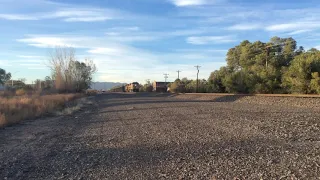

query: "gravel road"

left=1, top=93, right=320, bottom=179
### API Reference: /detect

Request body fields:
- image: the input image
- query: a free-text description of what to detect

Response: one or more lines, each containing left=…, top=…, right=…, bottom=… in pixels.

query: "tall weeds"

left=0, top=93, right=83, bottom=127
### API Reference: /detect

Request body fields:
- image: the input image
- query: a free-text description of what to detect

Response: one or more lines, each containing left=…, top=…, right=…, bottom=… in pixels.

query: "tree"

left=0, top=68, right=11, bottom=85
left=70, top=59, right=97, bottom=92
left=208, top=67, right=228, bottom=93
left=48, top=46, right=97, bottom=92
left=282, top=50, right=320, bottom=94
left=169, top=79, right=186, bottom=93
left=209, top=36, right=302, bottom=94
left=310, top=72, right=320, bottom=94
left=44, top=76, right=54, bottom=89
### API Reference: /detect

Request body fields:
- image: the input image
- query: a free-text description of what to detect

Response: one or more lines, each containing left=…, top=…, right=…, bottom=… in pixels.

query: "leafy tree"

left=139, top=80, right=153, bottom=92
left=310, top=72, right=320, bottom=94
left=208, top=67, right=229, bottom=93
left=209, top=36, right=303, bottom=94
left=0, top=68, right=11, bottom=85
left=282, top=50, right=320, bottom=94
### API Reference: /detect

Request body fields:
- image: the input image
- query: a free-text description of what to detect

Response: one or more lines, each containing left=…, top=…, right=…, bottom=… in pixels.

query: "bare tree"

left=48, top=46, right=97, bottom=92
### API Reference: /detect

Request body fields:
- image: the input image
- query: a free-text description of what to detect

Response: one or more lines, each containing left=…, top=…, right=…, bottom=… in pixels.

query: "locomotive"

left=109, top=82, right=140, bottom=92
left=125, top=82, right=140, bottom=92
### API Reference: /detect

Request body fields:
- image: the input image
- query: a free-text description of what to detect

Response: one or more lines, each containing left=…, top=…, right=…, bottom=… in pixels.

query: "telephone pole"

left=266, top=46, right=270, bottom=68
left=195, top=65, right=201, bottom=93
left=146, top=79, right=150, bottom=85
left=176, top=70, right=181, bottom=80
left=163, top=73, right=169, bottom=83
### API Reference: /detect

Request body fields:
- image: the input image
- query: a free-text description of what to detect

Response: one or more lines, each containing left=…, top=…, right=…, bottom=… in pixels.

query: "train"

left=125, top=82, right=140, bottom=92
left=109, top=82, right=141, bottom=92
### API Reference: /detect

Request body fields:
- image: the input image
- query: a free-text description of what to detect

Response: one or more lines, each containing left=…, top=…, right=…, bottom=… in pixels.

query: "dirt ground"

left=0, top=93, right=320, bottom=179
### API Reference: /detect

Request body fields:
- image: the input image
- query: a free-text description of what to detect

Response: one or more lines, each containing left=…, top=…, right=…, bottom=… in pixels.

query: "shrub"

left=16, top=89, right=26, bottom=96
left=0, top=93, right=84, bottom=127
left=85, top=89, right=98, bottom=96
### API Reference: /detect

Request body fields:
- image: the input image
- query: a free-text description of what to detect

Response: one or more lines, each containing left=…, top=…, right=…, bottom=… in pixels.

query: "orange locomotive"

left=125, top=82, right=140, bottom=92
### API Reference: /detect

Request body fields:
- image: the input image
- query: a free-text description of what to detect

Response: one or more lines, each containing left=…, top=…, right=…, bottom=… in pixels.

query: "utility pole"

left=195, top=65, right=201, bottom=93
left=266, top=46, right=270, bottom=69
left=163, top=73, right=169, bottom=83
left=176, top=70, right=181, bottom=80
left=164, top=74, right=169, bottom=92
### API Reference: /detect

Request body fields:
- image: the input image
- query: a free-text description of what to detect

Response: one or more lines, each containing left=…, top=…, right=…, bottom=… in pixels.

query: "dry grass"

left=85, top=89, right=98, bottom=96
left=0, top=93, right=84, bottom=127
left=15, top=89, right=26, bottom=96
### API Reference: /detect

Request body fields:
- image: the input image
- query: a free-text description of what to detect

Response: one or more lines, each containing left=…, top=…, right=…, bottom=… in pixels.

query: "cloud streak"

left=0, top=3, right=127, bottom=22
left=170, top=0, right=208, bottom=6
left=227, top=24, right=261, bottom=31
left=266, top=21, right=320, bottom=32
left=186, top=36, right=236, bottom=45
left=169, top=0, right=223, bottom=6
left=0, top=14, right=38, bottom=20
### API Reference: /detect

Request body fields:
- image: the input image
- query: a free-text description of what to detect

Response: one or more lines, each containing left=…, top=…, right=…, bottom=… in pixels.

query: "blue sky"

left=1, top=0, right=320, bottom=84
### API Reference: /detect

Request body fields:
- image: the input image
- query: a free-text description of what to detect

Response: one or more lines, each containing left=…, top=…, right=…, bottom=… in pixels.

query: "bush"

left=15, top=89, right=26, bottom=96
left=85, top=89, right=98, bottom=96
left=0, top=93, right=84, bottom=127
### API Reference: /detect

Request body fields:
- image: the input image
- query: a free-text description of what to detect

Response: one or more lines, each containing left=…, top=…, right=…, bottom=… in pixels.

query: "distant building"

left=152, top=81, right=171, bottom=92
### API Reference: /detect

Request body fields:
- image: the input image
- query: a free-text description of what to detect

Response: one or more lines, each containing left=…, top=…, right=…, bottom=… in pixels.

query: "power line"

left=194, top=65, right=201, bottom=93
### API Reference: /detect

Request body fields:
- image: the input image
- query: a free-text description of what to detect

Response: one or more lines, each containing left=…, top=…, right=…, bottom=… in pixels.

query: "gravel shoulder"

left=1, top=93, right=320, bottom=179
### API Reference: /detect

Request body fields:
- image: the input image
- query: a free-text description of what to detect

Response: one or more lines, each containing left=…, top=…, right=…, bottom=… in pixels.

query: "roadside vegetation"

left=0, top=46, right=97, bottom=127
left=167, top=36, right=320, bottom=94
left=0, top=94, right=83, bottom=127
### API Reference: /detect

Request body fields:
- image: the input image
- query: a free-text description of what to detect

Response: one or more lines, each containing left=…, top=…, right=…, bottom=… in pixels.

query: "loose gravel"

left=0, top=93, right=320, bottom=179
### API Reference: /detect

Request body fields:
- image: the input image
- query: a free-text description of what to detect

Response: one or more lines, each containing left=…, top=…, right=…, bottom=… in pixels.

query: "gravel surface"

left=1, top=93, right=320, bottom=179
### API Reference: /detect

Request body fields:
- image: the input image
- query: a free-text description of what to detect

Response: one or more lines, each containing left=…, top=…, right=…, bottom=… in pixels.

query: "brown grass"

left=85, top=89, right=98, bottom=96
left=0, top=93, right=84, bottom=127
left=15, top=89, right=26, bottom=96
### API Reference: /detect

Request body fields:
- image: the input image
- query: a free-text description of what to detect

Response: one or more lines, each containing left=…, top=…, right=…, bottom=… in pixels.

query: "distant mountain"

left=90, top=82, right=125, bottom=90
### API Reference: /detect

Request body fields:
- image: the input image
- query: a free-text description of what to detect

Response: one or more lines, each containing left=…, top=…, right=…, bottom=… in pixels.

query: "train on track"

left=109, top=82, right=141, bottom=92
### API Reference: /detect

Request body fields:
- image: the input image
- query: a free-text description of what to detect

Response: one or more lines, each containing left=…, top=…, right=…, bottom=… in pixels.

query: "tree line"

left=169, top=36, right=320, bottom=94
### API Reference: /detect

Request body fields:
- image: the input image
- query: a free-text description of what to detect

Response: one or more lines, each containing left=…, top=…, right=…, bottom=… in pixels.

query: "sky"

left=1, top=0, right=320, bottom=84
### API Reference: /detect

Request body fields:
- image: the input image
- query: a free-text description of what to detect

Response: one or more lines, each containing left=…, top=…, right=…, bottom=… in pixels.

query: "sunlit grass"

left=0, top=93, right=83, bottom=127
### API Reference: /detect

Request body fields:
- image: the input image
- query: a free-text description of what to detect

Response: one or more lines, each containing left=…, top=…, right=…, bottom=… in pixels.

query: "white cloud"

left=287, top=29, right=312, bottom=35
left=0, top=4, right=125, bottom=22
left=0, top=60, right=12, bottom=66
left=170, top=0, right=208, bottom=6
left=167, top=29, right=206, bottom=36
left=0, top=14, right=38, bottom=20
left=87, top=47, right=125, bottom=55
left=227, top=24, right=261, bottom=30
left=266, top=22, right=320, bottom=32
left=17, top=36, right=90, bottom=48
left=19, top=63, right=46, bottom=67
left=104, top=27, right=206, bottom=42
left=169, top=0, right=222, bottom=6
left=186, top=36, right=235, bottom=45
left=64, top=16, right=111, bottom=22
left=50, top=8, right=118, bottom=22
left=315, top=46, right=320, bottom=50
left=18, top=55, right=45, bottom=59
